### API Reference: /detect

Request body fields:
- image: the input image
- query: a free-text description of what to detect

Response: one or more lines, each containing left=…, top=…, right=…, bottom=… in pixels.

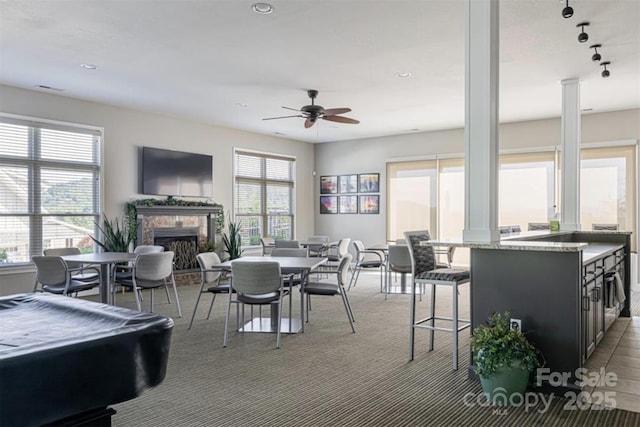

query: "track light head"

left=577, top=22, right=589, bottom=43
left=600, top=61, right=611, bottom=78
left=562, top=0, right=574, bottom=18
left=590, top=44, right=602, bottom=62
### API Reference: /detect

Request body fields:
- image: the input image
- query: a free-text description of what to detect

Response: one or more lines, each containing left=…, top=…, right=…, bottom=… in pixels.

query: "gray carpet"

left=109, top=272, right=640, bottom=427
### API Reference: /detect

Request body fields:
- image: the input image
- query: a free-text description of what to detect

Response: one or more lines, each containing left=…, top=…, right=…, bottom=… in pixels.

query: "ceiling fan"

left=263, top=89, right=360, bottom=129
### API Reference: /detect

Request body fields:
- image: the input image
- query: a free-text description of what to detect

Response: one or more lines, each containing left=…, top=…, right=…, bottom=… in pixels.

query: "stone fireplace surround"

left=134, top=205, right=222, bottom=285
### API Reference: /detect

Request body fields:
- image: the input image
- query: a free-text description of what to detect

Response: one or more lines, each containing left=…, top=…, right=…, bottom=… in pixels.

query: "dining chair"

left=349, top=240, right=386, bottom=291
left=224, top=260, right=290, bottom=348
left=527, top=222, right=550, bottom=231
left=302, top=253, right=355, bottom=333
left=324, top=238, right=351, bottom=271
left=188, top=251, right=232, bottom=330
left=404, top=230, right=470, bottom=370
left=306, top=235, right=330, bottom=257
left=42, top=247, right=99, bottom=282
left=32, top=255, right=100, bottom=296
left=274, top=239, right=301, bottom=249
left=111, top=244, right=166, bottom=304
left=386, top=244, right=412, bottom=299
left=260, top=236, right=275, bottom=255
left=592, top=223, right=619, bottom=231
left=113, top=251, right=182, bottom=317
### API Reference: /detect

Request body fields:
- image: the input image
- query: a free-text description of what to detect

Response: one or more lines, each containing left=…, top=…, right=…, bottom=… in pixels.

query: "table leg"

left=99, top=264, right=111, bottom=305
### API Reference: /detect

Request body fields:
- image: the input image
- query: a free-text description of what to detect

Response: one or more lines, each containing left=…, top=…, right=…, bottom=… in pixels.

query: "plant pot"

left=480, top=364, right=530, bottom=406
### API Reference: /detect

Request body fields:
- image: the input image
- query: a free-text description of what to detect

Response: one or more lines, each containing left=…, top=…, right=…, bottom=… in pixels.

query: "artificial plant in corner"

left=91, top=213, right=136, bottom=252
left=222, top=214, right=244, bottom=260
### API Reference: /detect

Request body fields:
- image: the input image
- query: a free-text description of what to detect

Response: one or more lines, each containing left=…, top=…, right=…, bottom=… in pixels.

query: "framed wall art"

left=339, top=174, right=358, bottom=194
left=338, top=195, right=358, bottom=214
left=359, top=195, right=379, bottom=214
left=359, top=173, right=379, bottom=193
left=320, top=196, right=338, bottom=214
left=320, top=175, right=338, bottom=194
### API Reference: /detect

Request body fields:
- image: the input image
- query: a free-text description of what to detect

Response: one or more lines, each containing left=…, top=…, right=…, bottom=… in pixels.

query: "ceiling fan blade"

left=262, top=115, right=303, bottom=121
left=304, top=118, right=316, bottom=128
left=281, top=106, right=302, bottom=112
left=322, top=115, right=360, bottom=125
left=323, top=108, right=351, bottom=116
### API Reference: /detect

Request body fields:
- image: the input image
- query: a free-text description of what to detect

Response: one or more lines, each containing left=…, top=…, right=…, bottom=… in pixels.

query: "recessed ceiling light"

left=252, top=3, right=274, bottom=14
left=274, top=132, right=285, bottom=136
left=396, top=72, right=412, bottom=78
left=235, top=103, right=248, bottom=108
left=80, top=63, right=97, bottom=70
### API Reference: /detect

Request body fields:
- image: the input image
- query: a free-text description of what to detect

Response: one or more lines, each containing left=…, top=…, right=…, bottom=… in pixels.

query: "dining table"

left=61, top=252, right=138, bottom=305
left=214, top=256, right=327, bottom=334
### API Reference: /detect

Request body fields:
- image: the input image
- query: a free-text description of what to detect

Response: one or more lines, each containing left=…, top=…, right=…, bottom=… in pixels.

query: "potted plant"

left=91, top=213, right=136, bottom=252
left=221, top=215, right=244, bottom=260
left=470, top=311, right=542, bottom=406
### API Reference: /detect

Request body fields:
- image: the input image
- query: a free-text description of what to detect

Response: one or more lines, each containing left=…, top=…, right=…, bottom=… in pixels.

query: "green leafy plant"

left=470, top=311, right=541, bottom=379
left=222, top=215, right=244, bottom=260
left=91, top=213, right=136, bottom=252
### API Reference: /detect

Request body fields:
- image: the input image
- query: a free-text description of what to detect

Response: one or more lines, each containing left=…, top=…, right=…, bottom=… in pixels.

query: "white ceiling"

left=1, top=0, right=638, bottom=143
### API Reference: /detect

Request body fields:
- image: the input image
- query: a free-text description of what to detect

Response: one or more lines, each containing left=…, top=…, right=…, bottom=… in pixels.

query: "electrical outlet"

left=510, top=318, right=522, bottom=332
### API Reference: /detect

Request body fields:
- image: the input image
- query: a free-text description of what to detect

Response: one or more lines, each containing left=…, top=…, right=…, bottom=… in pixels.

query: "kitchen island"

left=422, top=230, right=631, bottom=393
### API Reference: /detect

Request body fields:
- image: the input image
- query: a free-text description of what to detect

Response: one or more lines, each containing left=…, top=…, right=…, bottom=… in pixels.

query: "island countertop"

left=420, top=230, right=631, bottom=253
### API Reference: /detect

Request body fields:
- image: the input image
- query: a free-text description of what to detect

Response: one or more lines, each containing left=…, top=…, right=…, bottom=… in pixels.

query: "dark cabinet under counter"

left=467, top=231, right=631, bottom=393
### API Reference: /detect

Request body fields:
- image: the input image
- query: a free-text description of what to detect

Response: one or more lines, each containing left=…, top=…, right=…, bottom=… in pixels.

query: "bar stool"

left=404, top=230, right=471, bottom=370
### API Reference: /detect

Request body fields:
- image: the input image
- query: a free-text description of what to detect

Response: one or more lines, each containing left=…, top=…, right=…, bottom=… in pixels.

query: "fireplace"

left=153, top=227, right=199, bottom=271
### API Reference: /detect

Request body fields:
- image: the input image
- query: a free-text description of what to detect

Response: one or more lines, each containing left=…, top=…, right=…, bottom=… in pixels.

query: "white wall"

left=0, top=84, right=315, bottom=295
left=313, top=109, right=640, bottom=250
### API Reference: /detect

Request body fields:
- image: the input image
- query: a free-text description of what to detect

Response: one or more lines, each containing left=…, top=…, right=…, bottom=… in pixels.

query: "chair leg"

left=150, top=288, right=154, bottom=313
left=429, top=284, right=436, bottom=351
left=206, top=294, right=217, bottom=319
left=188, top=285, right=206, bottom=330
left=452, top=283, right=459, bottom=371
left=339, top=291, right=356, bottom=333
left=348, top=265, right=361, bottom=290
left=276, top=300, right=283, bottom=349
left=132, top=284, right=142, bottom=312
left=223, top=292, right=233, bottom=347
left=170, top=275, right=182, bottom=318
left=409, top=279, right=417, bottom=360
left=164, top=283, right=172, bottom=303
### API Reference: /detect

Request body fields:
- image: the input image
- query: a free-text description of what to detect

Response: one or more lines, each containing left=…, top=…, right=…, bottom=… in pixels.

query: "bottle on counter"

left=549, top=205, right=560, bottom=231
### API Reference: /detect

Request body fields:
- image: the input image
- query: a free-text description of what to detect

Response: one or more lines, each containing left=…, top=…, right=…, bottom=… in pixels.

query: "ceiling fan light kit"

left=263, top=89, right=360, bottom=129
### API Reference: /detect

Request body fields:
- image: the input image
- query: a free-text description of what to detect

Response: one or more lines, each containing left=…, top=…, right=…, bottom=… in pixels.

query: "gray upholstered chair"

left=42, top=247, right=99, bottom=282
left=302, top=254, right=355, bottom=333
left=306, top=235, right=330, bottom=257
left=270, top=248, right=307, bottom=258
left=527, top=222, right=550, bottom=231
left=274, top=239, right=301, bottom=249
left=114, top=251, right=182, bottom=317
left=188, top=251, right=231, bottom=330
left=404, top=230, right=470, bottom=370
left=224, top=260, right=290, bottom=348
left=111, top=244, right=166, bottom=304
left=386, top=244, right=412, bottom=299
left=592, top=223, right=619, bottom=231
left=349, top=240, right=386, bottom=291
left=260, top=236, right=275, bottom=255
left=32, top=255, right=100, bottom=296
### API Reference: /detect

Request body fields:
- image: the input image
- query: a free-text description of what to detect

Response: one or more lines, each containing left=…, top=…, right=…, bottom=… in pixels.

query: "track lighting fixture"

left=576, top=22, right=589, bottom=43
left=562, top=0, right=574, bottom=18
left=590, top=44, right=602, bottom=62
left=600, top=61, right=611, bottom=78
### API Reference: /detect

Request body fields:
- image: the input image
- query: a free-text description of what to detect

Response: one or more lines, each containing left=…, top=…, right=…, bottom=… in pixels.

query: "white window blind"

left=234, top=150, right=295, bottom=246
left=0, top=116, right=101, bottom=265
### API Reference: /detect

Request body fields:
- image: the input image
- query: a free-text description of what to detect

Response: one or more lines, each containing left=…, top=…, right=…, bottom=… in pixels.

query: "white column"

left=463, top=0, right=500, bottom=243
left=560, top=78, right=581, bottom=231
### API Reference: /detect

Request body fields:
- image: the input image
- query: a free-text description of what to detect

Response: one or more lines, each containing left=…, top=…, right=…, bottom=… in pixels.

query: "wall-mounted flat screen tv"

left=142, top=146, right=213, bottom=198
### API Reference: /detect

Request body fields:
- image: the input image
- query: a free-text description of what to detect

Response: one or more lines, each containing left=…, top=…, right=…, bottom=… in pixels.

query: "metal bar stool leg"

left=409, top=278, right=417, bottom=360
left=452, top=283, right=458, bottom=370
left=429, top=284, right=436, bottom=351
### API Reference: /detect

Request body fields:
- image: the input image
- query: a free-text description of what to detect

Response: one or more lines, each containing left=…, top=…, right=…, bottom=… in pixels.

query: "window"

left=580, top=145, right=636, bottom=250
left=234, top=150, right=295, bottom=247
left=0, top=116, right=101, bottom=265
left=499, top=152, right=556, bottom=230
left=386, top=160, right=437, bottom=241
